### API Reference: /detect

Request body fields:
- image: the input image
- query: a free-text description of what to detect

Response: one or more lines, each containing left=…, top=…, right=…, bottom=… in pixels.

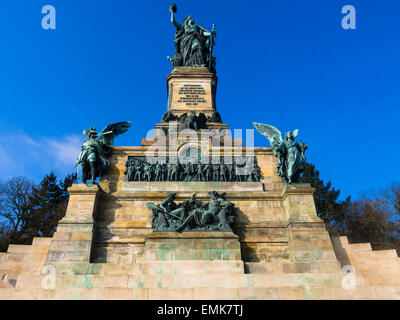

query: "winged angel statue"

left=76, top=122, right=131, bottom=183
left=252, top=123, right=308, bottom=184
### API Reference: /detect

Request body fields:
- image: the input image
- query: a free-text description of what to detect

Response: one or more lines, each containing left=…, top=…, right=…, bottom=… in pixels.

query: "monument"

left=1, top=4, right=400, bottom=300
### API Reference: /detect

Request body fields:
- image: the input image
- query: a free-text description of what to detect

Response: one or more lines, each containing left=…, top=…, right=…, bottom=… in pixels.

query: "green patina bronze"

left=76, top=121, right=131, bottom=183
left=167, top=3, right=217, bottom=73
left=124, top=156, right=262, bottom=182
left=147, top=192, right=235, bottom=232
left=252, top=122, right=308, bottom=184
left=161, top=110, right=223, bottom=129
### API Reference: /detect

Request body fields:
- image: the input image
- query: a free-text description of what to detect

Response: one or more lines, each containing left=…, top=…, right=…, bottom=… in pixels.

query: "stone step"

left=32, top=237, right=53, bottom=246
left=88, top=263, right=141, bottom=276
left=7, top=244, right=50, bottom=256
left=245, top=261, right=342, bottom=274
left=39, top=261, right=244, bottom=276
left=2, top=284, right=400, bottom=300
left=0, top=278, right=15, bottom=288
left=355, top=259, right=400, bottom=270
left=280, top=285, right=400, bottom=300
left=3, top=261, right=46, bottom=275
left=22, top=272, right=367, bottom=290
left=0, top=288, right=56, bottom=300
left=363, top=273, right=400, bottom=286
left=0, top=253, right=8, bottom=262
left=345, top=253, right=400, bottom=264
left=140, top=260, right=244, bottom=275
left=330, top=236, right=349, bottom=247
left=127, top=273, right=358, bottom=289
left=346, top=243, right=372, bottom=252
left=144, top=248, right=240, bottom=261
left=6, top=253, right=48, bottom=263
left=369, top=249, right=399, bottom=259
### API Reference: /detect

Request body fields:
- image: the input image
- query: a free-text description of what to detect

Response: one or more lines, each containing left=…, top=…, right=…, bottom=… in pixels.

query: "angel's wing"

left=252, top=122, right=283, bottom=146
left=293, top=129, right=299, bottom=139
left=100, top=121, right=131, bottom=146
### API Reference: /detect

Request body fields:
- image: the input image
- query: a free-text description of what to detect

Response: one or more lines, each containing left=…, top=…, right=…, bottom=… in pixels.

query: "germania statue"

left=168, top=3, right=217, bottom=72
left=76, top=122, right=131, bottom=183
left=253, top=122, right=308, bottom=184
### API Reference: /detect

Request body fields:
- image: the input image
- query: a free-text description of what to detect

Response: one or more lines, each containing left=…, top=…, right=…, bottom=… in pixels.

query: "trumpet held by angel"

left=252, top=122, right=308, bottom=184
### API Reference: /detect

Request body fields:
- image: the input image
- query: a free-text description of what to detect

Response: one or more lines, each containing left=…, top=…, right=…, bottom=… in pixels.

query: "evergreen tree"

left=26, top=172, right=72, bottom=239
left=301, top=163, right=351, bottom=235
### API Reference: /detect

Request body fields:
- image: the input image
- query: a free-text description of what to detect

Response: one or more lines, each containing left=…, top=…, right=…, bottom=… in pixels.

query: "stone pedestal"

left=45, top=184, right=100, bottom=266
left=144, top=232, right=241, bottom=261
left=282, top=184, right=341, bottom=273
left=142, top=232, right=244, bottom=276
left=166, top=67, right=217, bottom=117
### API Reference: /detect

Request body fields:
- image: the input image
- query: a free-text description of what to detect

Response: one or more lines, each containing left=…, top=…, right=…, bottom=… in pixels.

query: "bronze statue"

left=169, top=3, right=216, bottom=72
left=253, top=122, right=308, bottom=184
left=154, top=162, right=164, bottom=181
left=125, top=156, right=261, bottom=182
left=207, top=111, right=222, bottom=123
left=161, top=111, right=178, bottom=123
left=178, top=110, right=208, bottom=131
left=147, top=191, right=235, bottom=232
left=76, top=122, right=131, bottom=183
left=196, top=163, right=205, bottom=181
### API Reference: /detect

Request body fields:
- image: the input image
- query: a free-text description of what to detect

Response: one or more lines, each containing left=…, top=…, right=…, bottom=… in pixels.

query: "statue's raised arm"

left=167, top=3, right=217, bottom=73
left=170, top=3, right=181, bottom=29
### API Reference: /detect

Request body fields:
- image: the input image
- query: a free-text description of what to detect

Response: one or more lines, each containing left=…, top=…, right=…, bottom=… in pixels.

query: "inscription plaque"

left=177, top=84, right=208, bottom=106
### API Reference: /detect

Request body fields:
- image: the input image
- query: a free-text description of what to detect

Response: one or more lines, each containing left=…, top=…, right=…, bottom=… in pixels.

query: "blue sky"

left=0, top=0, right=399, bottom=199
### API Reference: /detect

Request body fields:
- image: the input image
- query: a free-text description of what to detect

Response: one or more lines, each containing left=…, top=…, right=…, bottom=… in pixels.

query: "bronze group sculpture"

left=124, top=156, right=262, bottom=183
left=168, top=3, right=217, bottom=73
left=76, top=122, right=131, bottom=183
left=147, top=192, right=235, bottom=232
left=252, top=122, right=308, bottom=184
left=178, top=110, right=208, bottom=131
left=160, top=110, right=223, bottom=131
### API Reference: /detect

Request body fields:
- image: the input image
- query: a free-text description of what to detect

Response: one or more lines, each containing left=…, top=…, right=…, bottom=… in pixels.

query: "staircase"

left=1, top=236, right=400, bottom=299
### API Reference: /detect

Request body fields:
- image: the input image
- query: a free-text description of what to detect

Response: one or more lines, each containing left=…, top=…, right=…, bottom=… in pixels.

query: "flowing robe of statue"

left=176, top=22, right=208, bottom=67
left=171, top=8, right=213, bottom=68
left=253, top=122, right=307, bottom=184
left=169, top=4, right=216, bottom=71
left=279, top=140, right=304, bottom=183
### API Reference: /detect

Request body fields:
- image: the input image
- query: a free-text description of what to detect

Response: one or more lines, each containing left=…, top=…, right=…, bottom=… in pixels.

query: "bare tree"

left=345, top=185, right=400, bottom=253
left=0, top=177, right=34, bottom=243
